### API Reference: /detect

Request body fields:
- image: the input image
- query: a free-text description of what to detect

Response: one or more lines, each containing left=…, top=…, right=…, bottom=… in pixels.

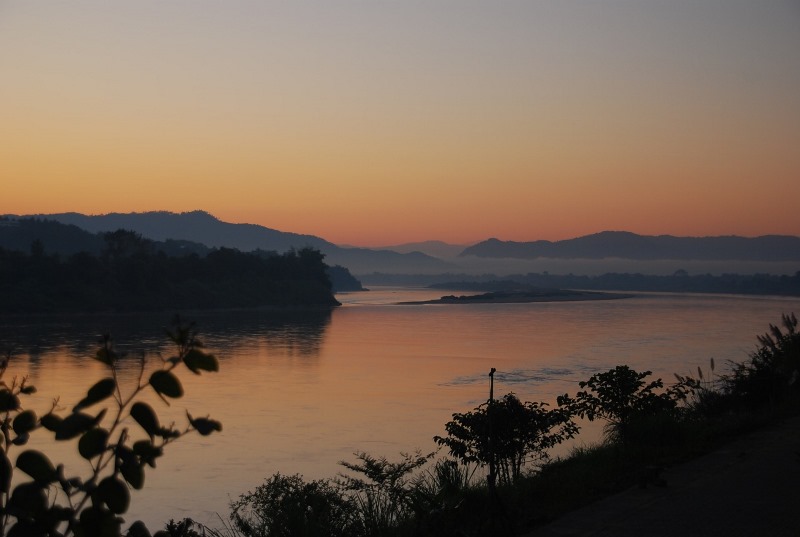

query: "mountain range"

left=461, top=232, right=800, bottom=262
left=370, top=240, right=469, bottom=259
left=2, top=211, right=454, bottom=275
left=3, top=212, right=799, bottom=277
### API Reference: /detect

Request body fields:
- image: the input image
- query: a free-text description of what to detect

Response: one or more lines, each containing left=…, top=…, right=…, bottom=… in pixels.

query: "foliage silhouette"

left=334, top=450, right=434, bottom=536
left=557, top=365, right=693, bottom=444
left=672, top=358, right=732, bottom=419
left=159, top=518, right=204, bottom=537
left=229, top=473, right=360, bottom=537
left=225, top=451, right=438, bottom=537
left=0, top=317, right=221, bottom=537
left=721, top=312, right=800, bottom=409
left=434, top=393, right=577, bottom=485
left=0, top=238, right=339, bottom=313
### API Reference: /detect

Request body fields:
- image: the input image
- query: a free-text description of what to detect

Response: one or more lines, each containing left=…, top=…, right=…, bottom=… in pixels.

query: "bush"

left=335, top=450, right=434, bottom=536
left=229, top=473, right=360, bottom=537
left=226, top=452, right=439, bottom=537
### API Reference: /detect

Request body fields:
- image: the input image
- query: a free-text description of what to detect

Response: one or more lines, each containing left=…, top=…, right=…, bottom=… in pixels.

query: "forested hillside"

left=0, top=228, right=341, bottom=313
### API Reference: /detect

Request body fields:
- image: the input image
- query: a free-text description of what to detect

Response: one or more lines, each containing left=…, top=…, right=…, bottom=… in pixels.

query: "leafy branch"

left=0, top=316, right=221, bottom=537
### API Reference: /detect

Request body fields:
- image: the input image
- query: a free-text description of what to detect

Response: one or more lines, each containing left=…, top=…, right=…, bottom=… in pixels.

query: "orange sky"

left=1, top=1, right=799, bottom=246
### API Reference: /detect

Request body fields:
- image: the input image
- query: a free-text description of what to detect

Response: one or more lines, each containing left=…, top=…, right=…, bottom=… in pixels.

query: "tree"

left=557, top=365, right=692, bottom=443
left=102, top=230, right=153, bottom=261
left=434, top=393, right=577, bottom=485
left=0, top=317, right=221, bottom=537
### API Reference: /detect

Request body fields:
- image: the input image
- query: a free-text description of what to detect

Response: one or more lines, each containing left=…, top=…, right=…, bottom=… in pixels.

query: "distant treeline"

left=0, top=230, right=343, bottom=313
left=429, top=271, right=800, bottom=296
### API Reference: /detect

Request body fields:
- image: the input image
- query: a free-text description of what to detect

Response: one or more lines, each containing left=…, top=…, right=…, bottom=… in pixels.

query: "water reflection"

left=0, top=308, right=333, bottom=370
left=2, top=292, right=799, bottom=531
left=202, top=309, right=333, bottom=362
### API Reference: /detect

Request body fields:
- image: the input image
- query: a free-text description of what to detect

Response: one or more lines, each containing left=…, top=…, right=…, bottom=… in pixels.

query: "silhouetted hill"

left=327, top=246, right=454, bottom=275
left=39, top=211, right=332, bottom=252
left=0, top=216, right=212, bottom=257
left=8, top=211, right=452, bottom=274
left=0, top=217, right=103, bottom=255
left=0, top=217, right=363, bottom=293
left=373, top=240, right=470, bottom=259
left=460, top=231, right=800, bottom=261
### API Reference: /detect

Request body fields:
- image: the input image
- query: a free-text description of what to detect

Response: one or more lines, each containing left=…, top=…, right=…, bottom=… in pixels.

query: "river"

left=1, top=287, right=798, bottom=530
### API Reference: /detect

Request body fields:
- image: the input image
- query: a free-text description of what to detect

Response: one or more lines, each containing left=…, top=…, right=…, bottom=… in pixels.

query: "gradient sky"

left=1, top=1, right=799, bottom=246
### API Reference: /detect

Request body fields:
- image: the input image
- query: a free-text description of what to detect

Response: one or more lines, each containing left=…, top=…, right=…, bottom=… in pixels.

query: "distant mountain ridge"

left=372, top=240, right=470, bottom=259
left=4, top=211, right=453, bottom=275
left=460, top=231, right=800, bottom=261
left=7, top=213, right=797, bottom=271
left=40, top=211, right=332, bottom=252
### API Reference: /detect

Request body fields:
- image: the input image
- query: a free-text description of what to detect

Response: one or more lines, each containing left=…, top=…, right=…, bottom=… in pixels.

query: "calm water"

left=2, top=287, right=799, bottom=530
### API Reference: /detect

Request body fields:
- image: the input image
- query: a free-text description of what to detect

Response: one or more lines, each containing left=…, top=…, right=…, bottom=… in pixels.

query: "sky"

left=1, top=1, right=799, bottom=246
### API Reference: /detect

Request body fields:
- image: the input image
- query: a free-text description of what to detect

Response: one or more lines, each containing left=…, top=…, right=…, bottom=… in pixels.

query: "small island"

left=398, top=288, right=633, bottom=305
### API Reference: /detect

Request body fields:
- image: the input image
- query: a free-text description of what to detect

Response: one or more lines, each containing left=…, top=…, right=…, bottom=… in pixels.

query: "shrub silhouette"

left=228, top=451, right=434, bottom=537
left=0, top=317, right=221, bottom=537
left=434, top=393, right=577, bottom=485
left=557, top=365, right=693, bottom=443
left=722, top=312, right=800, bottom=409
left=229, top=473, right=359, bottom=537
left=335, top=450, right=434, bottom=536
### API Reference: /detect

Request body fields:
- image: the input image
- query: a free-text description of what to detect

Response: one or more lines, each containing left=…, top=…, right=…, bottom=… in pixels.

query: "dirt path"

left=529, top=416, right=800, bottom=536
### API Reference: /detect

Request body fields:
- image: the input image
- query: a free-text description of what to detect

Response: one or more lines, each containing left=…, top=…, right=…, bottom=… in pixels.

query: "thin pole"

left=488, top=367, right=496, bottom=494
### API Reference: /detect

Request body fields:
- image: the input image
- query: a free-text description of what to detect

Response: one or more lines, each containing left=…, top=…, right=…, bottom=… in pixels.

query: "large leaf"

left=130, top=402, right=160, bottom=438
left=126, top=521, right=151, bottom=537
left=120, top=457, right=145, bottom=490
left=0, top=389, right=20, bottom=412
left=133, top=440, right=163, bottom=468
left=55, top=412, right=95, bottom=441
left=79, top=504, right=123, bottom=537
left=15, top=450, right=57, bottom=484
left=74, top=378, right=116, bottom=411
left=11, top=433, right=29, bottom=446
left=149, top=370, right=183, bottom=399
left=6, top=482, right=48, bottom=519
left=12, top=409, right=38, bottom=436
left=78, top=428, right=109, bottom=460
left=40, top=413, right=62, bottom=432
left=183, top=349, right=219, bottom=374
left=188, top=413, right=222, bottom=436
left=97, top=476, right=130, bottom=514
